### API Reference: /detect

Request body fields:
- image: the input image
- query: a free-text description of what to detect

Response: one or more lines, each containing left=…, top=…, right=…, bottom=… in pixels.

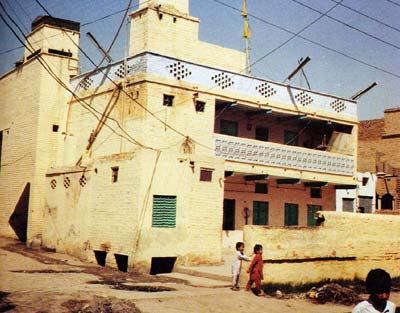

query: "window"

left=284, top=130, right=298, bottom=146
left=255, top=127, right=269, bottom=141
left=307, top=205, right=322, bottom=226
left=195, top=100, right=205, bottom=112
left=111, top=167, right=119, bottom=183
left=362, top=177, right=369, bottom=186
left=310, top=187, right=321, bottom=198
left=152, top=195, right=177, bottom=228
left=253, top=201, right=268, bottom=225
left=342, top=198, right=354, bottom=212
left=255, top=183, right=268, bottom=194
left=220, top=120, right=238, bottom=136
left=52, top=124, right=59, bottom=132
left=163, top=94, right=174, bottom=107
left=284, top=203, right=298, bottom=226
left=200, top=168, right=213, bottom=182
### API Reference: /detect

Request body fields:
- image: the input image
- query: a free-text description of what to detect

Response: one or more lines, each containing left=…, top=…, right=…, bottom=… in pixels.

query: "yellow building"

left=0, top=0, right=359, bottom=273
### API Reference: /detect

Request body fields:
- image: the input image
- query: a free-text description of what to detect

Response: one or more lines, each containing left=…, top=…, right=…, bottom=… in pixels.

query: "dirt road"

left=0, top=237, right=398, bottom=312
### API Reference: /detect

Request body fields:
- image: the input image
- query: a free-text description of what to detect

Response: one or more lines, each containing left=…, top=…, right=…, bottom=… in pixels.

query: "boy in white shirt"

left=231, top=242, right=251, bottom=290
left=352, top=268, right=396, bottom=313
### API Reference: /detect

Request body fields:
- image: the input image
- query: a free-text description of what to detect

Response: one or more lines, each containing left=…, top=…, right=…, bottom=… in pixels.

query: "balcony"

left=214, top=134, right=354, bottom=176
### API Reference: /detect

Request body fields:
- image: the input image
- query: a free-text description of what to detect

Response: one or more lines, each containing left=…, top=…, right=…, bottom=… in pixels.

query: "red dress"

left=246, top=253, right=263, bottom=293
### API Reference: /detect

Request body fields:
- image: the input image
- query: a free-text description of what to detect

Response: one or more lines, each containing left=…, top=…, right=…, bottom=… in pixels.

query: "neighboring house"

left=336, top=108, right=400, bottom=214
left=335, top=172, right=377, bottom=213
left=0, top=0, right=359, bottom=273
left=358, top=110, right=400, bottom=214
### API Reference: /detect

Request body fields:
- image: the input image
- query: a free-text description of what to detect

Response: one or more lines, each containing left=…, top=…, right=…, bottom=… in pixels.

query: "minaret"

left=129, top=0, right=198, bottom=58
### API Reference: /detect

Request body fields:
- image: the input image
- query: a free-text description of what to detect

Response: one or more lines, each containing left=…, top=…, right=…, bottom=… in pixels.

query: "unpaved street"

left=1, top=237, right=398, bottom=313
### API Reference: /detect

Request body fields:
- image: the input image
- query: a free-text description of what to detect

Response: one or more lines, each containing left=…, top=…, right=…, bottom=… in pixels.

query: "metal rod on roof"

left=350, top=82, right=377, bottom=100
left=86, top=32, right=113, bottom=63
left=286, top=56, right=311, bottom=81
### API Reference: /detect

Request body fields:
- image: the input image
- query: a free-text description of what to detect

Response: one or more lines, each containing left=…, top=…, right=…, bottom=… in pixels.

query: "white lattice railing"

left=214, top=134, right=355, bottom=176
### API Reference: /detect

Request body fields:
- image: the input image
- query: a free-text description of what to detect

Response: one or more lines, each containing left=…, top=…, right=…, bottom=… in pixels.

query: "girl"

left=246, top=244, right=264, bottom=296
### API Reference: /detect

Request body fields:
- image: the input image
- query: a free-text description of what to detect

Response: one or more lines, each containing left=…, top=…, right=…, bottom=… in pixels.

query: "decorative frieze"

left=214, top=135, right=354, bottom=176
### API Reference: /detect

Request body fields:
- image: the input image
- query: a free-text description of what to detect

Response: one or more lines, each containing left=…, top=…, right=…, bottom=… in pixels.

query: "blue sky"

left=0, top=0, right=399, bottom=120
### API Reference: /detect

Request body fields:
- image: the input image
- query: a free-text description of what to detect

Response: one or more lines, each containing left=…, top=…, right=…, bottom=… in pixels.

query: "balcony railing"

left=214, top=134, right=354, bottom=176
left=71, top=52, right=357, bottom=119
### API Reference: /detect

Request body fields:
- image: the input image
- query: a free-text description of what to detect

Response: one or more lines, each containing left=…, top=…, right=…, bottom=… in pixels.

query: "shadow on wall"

left=8, top=182, right=30, bottom=242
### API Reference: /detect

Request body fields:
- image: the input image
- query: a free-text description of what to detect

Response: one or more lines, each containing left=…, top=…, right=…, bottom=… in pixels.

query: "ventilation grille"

left=114, top=63, right=133, bottom=79
left=295, top=91, right=314, bottom=106
left=79, top=77, right=94, bottom=90
left=330, top=99, right=347, bottom=113
left=167, top=62, right=192, bottom=80
left=211, top=72, right=234, bottom=89
left=256, top=82, right=277, bottom=98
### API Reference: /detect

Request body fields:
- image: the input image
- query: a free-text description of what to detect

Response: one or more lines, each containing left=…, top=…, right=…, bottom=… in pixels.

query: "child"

left=352, top=268, right=396, bottom=313
left=231, top=241, right=251, bottom=290
left=245, top=244, right=264, bottom=296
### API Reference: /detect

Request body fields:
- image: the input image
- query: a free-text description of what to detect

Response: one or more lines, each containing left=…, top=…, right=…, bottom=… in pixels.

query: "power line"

left=212, top=0, right=400, bottom=80
left=288, top=0, right=400, bottom=51
left=329, top=0, right=400, bottom=33
left=384, top=0, right=400, bottom=8
left=33, top=2, right=215, bottom=151
left=0, top=7, right=155, bottom=151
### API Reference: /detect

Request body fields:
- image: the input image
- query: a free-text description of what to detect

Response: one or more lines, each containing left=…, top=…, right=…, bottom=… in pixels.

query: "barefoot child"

left=246, top=244, right=264, bottom=296
left=231, top=242, right=251, bottom=290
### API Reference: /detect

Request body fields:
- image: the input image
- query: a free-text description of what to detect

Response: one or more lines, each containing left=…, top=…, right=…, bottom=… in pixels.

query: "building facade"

left=0, top=0, right=359, bottom=273
left=358, top=109, right=400, bottom=214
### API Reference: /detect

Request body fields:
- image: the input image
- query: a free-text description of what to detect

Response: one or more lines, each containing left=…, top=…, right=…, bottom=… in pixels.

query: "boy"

left=352, top=268, right=396, bottom=313
left=231, top=242, right=251, bottom=290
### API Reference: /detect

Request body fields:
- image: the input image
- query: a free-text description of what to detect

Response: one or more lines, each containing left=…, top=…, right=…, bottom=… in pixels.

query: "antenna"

left=86, top=32, right=113, bottom=63
left=351, top=82, right=377, bottom=100
left=298, top=57, right=311, bottom=89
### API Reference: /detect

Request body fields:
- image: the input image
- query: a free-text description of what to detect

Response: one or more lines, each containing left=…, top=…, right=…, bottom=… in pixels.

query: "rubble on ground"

left=306, top=283, right=362, bottom=305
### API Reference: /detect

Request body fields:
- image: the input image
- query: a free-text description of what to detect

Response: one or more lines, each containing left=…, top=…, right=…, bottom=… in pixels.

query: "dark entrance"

left=223, top=199, right=235, bottom=230
left=381, top=193, right=393, bottom=210
left=150, top=257, right=176, bottom=275
left=9, top=182, right=30, bottom=242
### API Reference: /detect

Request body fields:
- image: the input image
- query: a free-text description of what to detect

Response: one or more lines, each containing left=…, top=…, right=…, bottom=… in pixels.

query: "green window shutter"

left=284, top=203, right=298, bottom=226
left=220, top=120, right=238, bottom=136
left=152, top=195, right=176, bottom=228
left=284, top=130, right=298, bottom=146
left=253, top=201, right=268, bottom=225
left=307, top=205, right=322, bottom=226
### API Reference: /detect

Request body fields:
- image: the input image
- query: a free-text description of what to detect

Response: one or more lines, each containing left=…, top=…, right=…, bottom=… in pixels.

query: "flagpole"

left=242, top=0, right=251, bottom=75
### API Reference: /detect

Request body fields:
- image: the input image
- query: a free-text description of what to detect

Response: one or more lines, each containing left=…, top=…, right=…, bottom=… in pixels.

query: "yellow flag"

left=243, top=19, right=251, bottom=38
left=242, top=0, right=250, bottom=38
left=242, top=0, right=248, bottom=17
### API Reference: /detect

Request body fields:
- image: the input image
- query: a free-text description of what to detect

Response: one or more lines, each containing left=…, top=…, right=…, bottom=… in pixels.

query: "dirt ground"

left=0, top=237, right=399, bottom=313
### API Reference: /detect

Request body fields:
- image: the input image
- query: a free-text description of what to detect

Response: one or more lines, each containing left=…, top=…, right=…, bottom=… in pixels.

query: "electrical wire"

left=329, top=0, right=400, bottom=33
left=212, top=0, right=400, bottom=80
left=288, top=0, right=400, bottom=51
left=0, top=7, right=155, bottom=152
left=384, top=0, right=400, bottom=8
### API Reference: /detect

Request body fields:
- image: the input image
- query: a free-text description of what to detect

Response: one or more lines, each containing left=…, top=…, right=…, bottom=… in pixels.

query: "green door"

left=253, top=201, right=268, bottom=225
left=307, top=205, right=322, bottom=226
left=284, top=203, right=298, bottom=226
